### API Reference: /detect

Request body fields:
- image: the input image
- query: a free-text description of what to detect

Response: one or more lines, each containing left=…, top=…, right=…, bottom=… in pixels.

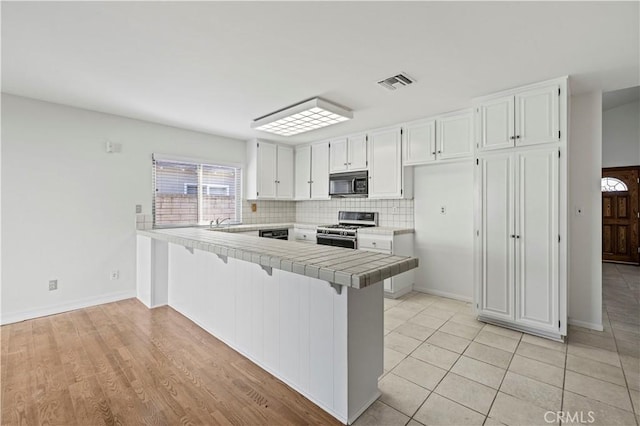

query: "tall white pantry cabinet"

left=473, top=77, right=568, bottom=341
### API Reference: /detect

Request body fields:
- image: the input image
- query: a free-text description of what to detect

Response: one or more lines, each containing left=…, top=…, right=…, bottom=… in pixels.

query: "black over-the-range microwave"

left=329, top=171, right=368, bottom=198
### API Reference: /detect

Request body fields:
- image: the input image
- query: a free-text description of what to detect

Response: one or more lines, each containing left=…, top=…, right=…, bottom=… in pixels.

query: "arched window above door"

left=601, top=177, right=628, bottom=192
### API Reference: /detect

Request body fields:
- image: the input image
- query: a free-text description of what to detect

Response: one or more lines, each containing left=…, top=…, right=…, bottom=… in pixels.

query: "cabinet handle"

left=348, top=162, right=352, bottom=165
left=510, top=136, right=515, bottom=140
left=510, top=235, right=516, bottom=238
left=344, top=162, right=348, bottom=166
left=438, top=150, right=442, bottom=154
left=516, top=135, right=521, bottom=139
left=310, top=180, right=314, bottom=183
left=516, top=235, right=521, bottom=239
left=372, top=242, right=377, bottom=245
left=432, top=152, right=436, bottom=155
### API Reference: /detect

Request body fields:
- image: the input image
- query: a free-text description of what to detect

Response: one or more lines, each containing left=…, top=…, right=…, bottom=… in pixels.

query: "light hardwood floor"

left=1, top=298, right=341, bottom=425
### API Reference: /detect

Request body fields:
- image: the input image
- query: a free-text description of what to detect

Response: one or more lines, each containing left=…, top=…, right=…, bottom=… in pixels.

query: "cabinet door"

left=329, top=138, right=348, bottom=173
left=294, top=146, right=311, bottom=200
left=515, top=85, right=560, bottom=147
left=515, top=147, right=559, bottom=332
left=276, top=145, right=294, bottom=199
left=479, top=153, right=515, bottom=321
left=368, top=127, right=402, bottom=199
left=437, top=110, right=473, bottom=160
left=477, top=95, right=515, bottom=152
left=347, top=134, right=368, bottom=170
left=403, top=119, right=436, bottom=165
left=258, top=141, right=277, bottom=199
left=311, top=142, right=330, bottom=199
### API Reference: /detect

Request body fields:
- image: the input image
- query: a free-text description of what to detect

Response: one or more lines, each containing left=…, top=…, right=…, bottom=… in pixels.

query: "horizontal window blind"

left=153, top=158, right=242, bottom=227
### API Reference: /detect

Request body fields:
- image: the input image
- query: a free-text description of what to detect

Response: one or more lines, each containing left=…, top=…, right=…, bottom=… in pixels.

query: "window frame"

left=152, top=154, right=243, bottom=228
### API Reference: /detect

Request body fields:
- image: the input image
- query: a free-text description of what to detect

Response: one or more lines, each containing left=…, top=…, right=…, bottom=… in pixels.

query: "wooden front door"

left=602, top=167, right=639, bottom=264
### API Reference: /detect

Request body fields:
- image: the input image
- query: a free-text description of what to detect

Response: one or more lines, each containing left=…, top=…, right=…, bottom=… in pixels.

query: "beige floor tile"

left=386, top=306, right=420, bottom=322
left=353, top=400, right=410, bottom=426
left=630, top=389, right=640, bottom=413
left=516, top=341, right=566, bottom=368
left=616, top=338, right=640, bottom=358
left=483, top=417, right=507, bottom=426
left=413, top=392, right=485, bottom=426
left=569, top=329, right=618, bottom=351
left=434, top=373, right=497, bottom=415
left=463, top=342, right=513, bottom=369
left=620, top=355, right=640, bottom=391
left=385, top=332, right=423, bottom=355
left=394, top=322, right=436, bottom=342
left=474, top=330, right=519, bottom=353
left=379, top=373, right=430, bottom=417
left=406, top=420, right=425, bottom=426
left=566, top=354, right=626, bottom=386
left=426, top=331, right=471, bottom=354
left=409, top=313, right=448, bottom=330
left=392, top=356, right=447, bottom=391
left=450, top=356, right=506, bottom=389
left=384, top=315, right=406, bottom=333
left=562, top=390, right=637, bottom=426
left=520, top=333, right=566, bottom=352
left=564, top=370, right=633, bottom=412
left=439, top=321, right=481, bottom=340
left=384, top=347, right=407, bottom=372
left=384, top=298, right=402, bottom=311
left=567, top=342, right=621, bottom=367
left=407, top=292, right=438, bottom=306
left=395, top=301, right=428, bottom=315
left=412, top=342, right=460, bottom=370
left=421, top=306, right=456, bottom=320
left=488, top=392, right=556, bottom=426
left=482, top=323, right=523, bottom=340
left=499, top=371, right=561, bottom=411
left=612, top=327, right=640, bottom=344
left=449, top=312, right=484, bottom=329
left=508, top=354, right=564, bottom=388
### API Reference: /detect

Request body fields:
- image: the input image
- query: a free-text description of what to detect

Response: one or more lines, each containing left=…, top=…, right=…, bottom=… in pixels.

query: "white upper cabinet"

left=368, top=127, right=402, bottom=199
left=310, top=142, right=330, bottom=199
left=276, top=145, right=294, bottom=199
left=246, top=140, right=294, bottom=200
left=329, top=134, right=367, bottom=173
left=515, top=85, right=560, bottom=147
left=294, top=145, right=311, bottom=200
left=294, top=142, right=330, bottom=200
left=402, top=110, right=473, bottom=166
left=437, top=109, right=474, bottom=160
left=403, top=118, right=436, bottom=165
left=477, top=82, right=561, bottom=152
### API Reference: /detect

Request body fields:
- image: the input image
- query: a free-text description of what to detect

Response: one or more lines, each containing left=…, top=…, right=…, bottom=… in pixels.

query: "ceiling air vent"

left=377, top=73, right=416, bottom=91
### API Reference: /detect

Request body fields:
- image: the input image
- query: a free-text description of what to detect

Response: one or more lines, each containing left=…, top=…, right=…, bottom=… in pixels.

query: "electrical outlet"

left=440, top=206, right=447, bottom=215
left=136, top=204, right=142, bottom=214
left=49, top=280, right=58, bottom=291
left=392, top=206, right=399, bottom=214
left=110, top=270, right=120, bottom=280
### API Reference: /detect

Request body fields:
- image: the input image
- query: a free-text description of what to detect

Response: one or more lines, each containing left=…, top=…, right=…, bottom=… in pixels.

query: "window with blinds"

left=153, top=157, right=242, bottom=227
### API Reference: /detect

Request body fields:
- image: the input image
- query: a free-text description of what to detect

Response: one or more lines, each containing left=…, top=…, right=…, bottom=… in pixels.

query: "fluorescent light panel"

left=252, top=97, right=352, bottom=136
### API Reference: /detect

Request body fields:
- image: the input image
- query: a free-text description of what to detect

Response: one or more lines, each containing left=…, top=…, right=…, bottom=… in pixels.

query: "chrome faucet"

left=210, top=217, right=231, bottom=228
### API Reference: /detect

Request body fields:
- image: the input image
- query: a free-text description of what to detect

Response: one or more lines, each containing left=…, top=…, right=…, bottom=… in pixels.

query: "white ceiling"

left=603, top=86, right=640, bottom=110
left=2, top=2, right=638, bottom=144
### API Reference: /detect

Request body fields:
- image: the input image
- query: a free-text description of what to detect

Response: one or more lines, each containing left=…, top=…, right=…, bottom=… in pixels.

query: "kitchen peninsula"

left=136, top=227, right=418, bottom=424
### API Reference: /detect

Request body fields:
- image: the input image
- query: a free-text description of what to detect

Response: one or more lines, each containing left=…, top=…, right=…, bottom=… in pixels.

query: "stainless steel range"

left=316, top=211, right=378, bottom=249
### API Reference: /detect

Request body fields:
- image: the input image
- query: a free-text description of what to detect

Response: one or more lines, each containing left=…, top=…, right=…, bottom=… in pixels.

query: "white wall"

left=1, top=94, right=246, bottom=323
left=602, top=100, right=640, bottom=167
left=568, top=91, right=603, bottom=330
left=412, top=163, right=474, bottom=301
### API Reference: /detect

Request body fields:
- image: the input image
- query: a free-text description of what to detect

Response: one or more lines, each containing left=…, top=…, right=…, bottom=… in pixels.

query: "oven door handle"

left=317, top=234, right=357, bottom=241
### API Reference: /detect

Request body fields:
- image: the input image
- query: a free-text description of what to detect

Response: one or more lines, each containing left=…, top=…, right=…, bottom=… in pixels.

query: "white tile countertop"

left=138, top=227, right=418, bottom=289
left=207, top=222, right=414, bottom=235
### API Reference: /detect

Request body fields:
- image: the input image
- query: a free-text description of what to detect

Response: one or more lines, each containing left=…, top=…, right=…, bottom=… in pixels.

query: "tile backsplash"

left=242, top=200, right=296, bottom=224
left=295, top=199, right=414, bottom=228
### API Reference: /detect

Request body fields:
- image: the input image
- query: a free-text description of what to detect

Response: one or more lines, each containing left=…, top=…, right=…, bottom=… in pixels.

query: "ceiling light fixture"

left=251, top=97, right=353, bottom=137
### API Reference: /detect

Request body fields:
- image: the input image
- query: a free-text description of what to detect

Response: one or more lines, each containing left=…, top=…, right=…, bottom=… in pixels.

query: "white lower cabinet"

left=293, top=227, right=317, bottom=243
left=358, top=233, right=414, bottom=298
left=476, top=146, right=563, bottom=338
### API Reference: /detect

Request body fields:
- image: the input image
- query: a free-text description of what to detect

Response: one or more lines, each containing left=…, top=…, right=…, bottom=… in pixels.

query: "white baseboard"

left=1, top=290, right=137, bottom=325
left=413, top=287, right=472, bottom=303
left=568, top=318, right=604, bottom=332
